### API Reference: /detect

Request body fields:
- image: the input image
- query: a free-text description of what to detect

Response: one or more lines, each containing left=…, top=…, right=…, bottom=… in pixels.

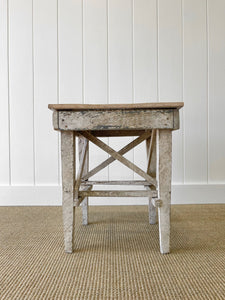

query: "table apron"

left=53, top=109, right=179, bottom=131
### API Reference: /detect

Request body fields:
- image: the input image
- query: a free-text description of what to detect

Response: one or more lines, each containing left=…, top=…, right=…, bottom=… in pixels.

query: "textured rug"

left=0, top=205, right=224, bottom=299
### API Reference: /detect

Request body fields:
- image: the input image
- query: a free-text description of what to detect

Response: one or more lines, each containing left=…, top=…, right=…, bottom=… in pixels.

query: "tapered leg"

left=146, top=131, right=157, bottom=224
left=148, top=197, right=157, bottom=224
left=61, top=131, right=75, bottom=253
left=156, top=129, right=172, bottom=254
left=78, top=136, right=89, bottom=225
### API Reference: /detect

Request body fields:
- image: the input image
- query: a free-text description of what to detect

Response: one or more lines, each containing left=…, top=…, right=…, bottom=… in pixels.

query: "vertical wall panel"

left=58, top=0, right=82, bottom=102
left=9, top=0, right=34, bottom=185
left=183, top=0, right=208, bottom=183
left=158, top=0, right=183, bottom=183
left=133, top=0, right=157, bottom=179
left=1, top=0, right=225, bottom=204
left=133, top=0, right=157, bottom=101
left=33, top=0, right=58, bottom=184
left=208, top=0, right=225, bottom=182
left=158, top=0, right=182, bottom=100
left=0, top=0, right=10, bottom=185
left=108, top=0, right=133, bottom=101
left=58, top=0, right=82, bottom=186
left=84, top=0, right=108, bottom=181
left=84, top=0, right=108, bottom=103
left=108, top=0, right=133, bottom=180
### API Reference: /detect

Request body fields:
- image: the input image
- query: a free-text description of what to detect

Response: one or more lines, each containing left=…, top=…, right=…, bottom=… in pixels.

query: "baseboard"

left=0, top=186, right=61, bottom=206
left=0, top=184, right=225, bottom=206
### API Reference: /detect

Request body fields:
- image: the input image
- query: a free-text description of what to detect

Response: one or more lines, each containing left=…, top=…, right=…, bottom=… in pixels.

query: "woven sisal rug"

left=0, top=205, right=224, bottom=299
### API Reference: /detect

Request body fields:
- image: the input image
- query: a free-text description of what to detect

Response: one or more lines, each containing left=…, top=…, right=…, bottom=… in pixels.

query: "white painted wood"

left=78, top=137, right=89, bottom=225
left=108, top=0, right=133, bottom=182
left=151, top=198, right=163, bottom=208
left=1, top=184, right=225, bottom=206
left=108, top=0, right=132, bottom=101
left=133, top=0, right=157, bottom=101
left=80, top=131, right=157, bottom=185
left=75, top=185, right=92, bottom=207
left=82, top=131, right=152, bottom=180
left=58, top=0, right=82, bottom=102
left=147, top=130, right=156, bottom=174
left=79, top=190, right=157, bottom=198
left=171, top=184, right=225, bottom=204
left=158, top=0, right=183, bottom=185
left=146, top=133, right=157, bottom=224
left=109, top=140, right=134, bottom=182
left=82, top=180, right=150, bottom=186
left=133, top=142, right=147, bottom=181
left=156, top=129, right=172, bottom=254
left=146, top=135, right=157, bottom=179
left=158, top=0, right=182, bottom=100
left=82, top=195, right=88, bottom=225
left=83, top=0, right=108, bottom=184
left=183, top=0, right=208, bottom=183
left=208, top=0, right=225, bottom=182
left=33, top=0, right=58, bottom=184
left=61, top=131, right=75, bottom=253
left=1, top=0, right=225, bottom=204
left=148, top=196, right=156, bottom=224
left=88, top=138, right=108, bottom=181
left=9, top=0, right=34, bottom=184
left=75, top=138, right=88, bottom=200
left=83, top=0, right=107, bottom=103
left=0, top=0, right=10, bottom=184
left=58, top=0, right=83, bottom=190
left=58, top=109, right=175, bottom=130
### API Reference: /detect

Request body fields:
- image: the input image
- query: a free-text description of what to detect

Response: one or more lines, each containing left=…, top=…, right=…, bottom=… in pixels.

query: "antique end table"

left=48, top=102, right=183, bottom=254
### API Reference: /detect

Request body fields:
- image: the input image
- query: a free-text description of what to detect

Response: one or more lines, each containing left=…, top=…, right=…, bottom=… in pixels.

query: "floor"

left=0, top=205, right=224, bottom=299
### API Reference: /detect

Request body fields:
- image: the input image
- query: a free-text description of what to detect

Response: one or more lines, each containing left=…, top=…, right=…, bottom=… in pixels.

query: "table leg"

left=146, top=133, right=157, bottom=224
left=156, top=129, right=172, bottom=254
left=148, top=197, right=156, bottom=224
left=78, top=136, right=89, bottom=225
left=61, top=131, right=76, bottom=253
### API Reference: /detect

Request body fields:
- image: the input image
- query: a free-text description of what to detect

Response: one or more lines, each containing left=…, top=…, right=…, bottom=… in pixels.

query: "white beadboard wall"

left=0, top=0, right=225, bottom=205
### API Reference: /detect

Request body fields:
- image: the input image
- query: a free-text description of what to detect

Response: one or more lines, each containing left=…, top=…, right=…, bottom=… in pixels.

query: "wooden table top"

left=48, top=102, right=184, bottom=111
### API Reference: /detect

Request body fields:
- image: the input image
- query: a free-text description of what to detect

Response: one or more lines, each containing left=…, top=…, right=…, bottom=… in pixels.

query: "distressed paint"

left=173, top=109, right=180, bottom=130
left=52, top=111, right=58, bottom=129
left=79, top=190, right=157, bottom=198
left=78, top=136, right=89, bottom=225
left=58, top=109, right=175, bottom=131
left=61, top=131, right=75, bottom=253
left=146, top=132, right=157, bottom=224
left=80, top=131, right=157, bottom=186
left=148, top=197, right=156, bottom=225
left=156, top=129, right=172, bottom=254
left=82, top=131, right=151, bottom=180
left=50, top=104, right=181, bottom=254
left=81, top=180, right=151, bottom=185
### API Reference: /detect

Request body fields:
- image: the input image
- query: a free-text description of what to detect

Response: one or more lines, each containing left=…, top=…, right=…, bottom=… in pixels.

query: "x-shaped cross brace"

left=74, top=130, right=157, bottom=205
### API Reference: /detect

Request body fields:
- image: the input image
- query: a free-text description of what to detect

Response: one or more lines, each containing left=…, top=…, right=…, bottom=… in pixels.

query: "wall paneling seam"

left=7, top=0, right=11, bottom=185
left=206, top=0, right=209, bottom=184
left=32, top=0, right=36, bottom=185
left=156, top=0, right=159, bottom=102
left=106, top=0, right=109, bottom=180
left=181, top=0, right=185, bottom=184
